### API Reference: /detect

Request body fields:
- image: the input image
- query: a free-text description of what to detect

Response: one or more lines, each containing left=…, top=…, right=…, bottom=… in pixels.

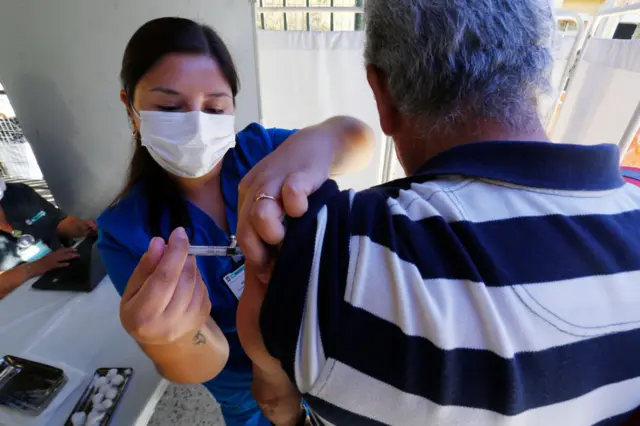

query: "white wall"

left=0, top=0, right=260, bottom=217
left=550, top=38, right=640, bottom=146
left=257, top=31, right=388, bottom=191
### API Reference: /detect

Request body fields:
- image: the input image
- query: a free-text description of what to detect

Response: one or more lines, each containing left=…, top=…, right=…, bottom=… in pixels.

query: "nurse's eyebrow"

left=150, top=87, right=231, bottom=98
left=206, top=92, right=232, bottom=98
left=151, top=87, right=181, bottom=95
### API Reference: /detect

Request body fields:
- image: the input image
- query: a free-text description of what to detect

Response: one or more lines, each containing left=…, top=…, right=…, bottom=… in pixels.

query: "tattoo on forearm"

left=193, top=329, right=206, bottom=346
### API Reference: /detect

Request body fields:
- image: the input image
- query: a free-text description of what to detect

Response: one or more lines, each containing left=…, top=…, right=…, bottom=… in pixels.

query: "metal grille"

left=256, top=0, right=364, bottom=31
left=0, top=117, right=44, bottom=180
left=1, top=176, right=56, bottom=206
left=0, top=102, right=52, bottom=202
left=0, top=117, right=27, bottom=145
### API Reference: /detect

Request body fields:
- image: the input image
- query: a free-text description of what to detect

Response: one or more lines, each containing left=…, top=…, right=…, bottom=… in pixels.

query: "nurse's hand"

left=238, top=117, right=374, bottom=279
left=120, top=228, right=212, bottom=346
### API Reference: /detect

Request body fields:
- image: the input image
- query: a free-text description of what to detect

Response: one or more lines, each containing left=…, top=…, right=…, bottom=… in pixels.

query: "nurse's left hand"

left=238, top=117, right=373, bottom=280
left=237, top=130, right=332, bottom=280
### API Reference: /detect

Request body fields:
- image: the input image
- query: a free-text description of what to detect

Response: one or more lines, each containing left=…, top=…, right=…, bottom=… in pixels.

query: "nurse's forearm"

left=0, top=264, right=33, bottom=298
left=319, top=116, right=375, bottom=176
left=137, top=317, right=229, bottom=384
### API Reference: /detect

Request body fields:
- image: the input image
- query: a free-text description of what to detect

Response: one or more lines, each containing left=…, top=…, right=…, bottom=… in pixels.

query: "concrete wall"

left=0, top=0, right=259, bottom=217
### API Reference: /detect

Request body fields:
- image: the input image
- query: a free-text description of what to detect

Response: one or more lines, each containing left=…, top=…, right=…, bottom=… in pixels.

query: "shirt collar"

left=415, top=141, right=625, bottom=191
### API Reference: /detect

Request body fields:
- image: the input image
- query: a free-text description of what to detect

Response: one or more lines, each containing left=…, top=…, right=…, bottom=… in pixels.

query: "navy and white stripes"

left=261, top=142, right=640, bottom=426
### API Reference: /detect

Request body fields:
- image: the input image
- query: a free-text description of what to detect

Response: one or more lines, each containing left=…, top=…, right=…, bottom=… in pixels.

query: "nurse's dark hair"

left=113, top=17, right=240, bottom=239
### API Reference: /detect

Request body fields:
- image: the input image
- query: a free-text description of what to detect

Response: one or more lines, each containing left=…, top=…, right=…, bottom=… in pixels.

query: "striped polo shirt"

left=260, top=141, right=640, bottom=426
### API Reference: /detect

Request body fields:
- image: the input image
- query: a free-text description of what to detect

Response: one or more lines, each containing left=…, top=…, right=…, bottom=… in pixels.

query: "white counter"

left=0, top=277, right=168, bottom=425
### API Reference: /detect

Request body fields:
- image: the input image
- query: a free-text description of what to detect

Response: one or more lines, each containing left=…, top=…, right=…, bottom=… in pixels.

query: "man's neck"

left=396, top=115, right=550, bottom=175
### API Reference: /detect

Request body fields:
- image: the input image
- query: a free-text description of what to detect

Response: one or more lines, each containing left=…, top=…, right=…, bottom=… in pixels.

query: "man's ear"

left=367, top=64, right=402, bottom=136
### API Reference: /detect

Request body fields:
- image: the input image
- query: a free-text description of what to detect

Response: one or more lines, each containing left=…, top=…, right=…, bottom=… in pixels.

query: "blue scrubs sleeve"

left=97, top=229, right=141, bottom=296
left=268, top=127, right=297, bottom=151
left=233, top=123, right=296, bottom=173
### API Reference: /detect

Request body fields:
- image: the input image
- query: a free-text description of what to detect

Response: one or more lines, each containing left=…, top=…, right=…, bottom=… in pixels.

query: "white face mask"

left=138, top=111, right=236, bottom=179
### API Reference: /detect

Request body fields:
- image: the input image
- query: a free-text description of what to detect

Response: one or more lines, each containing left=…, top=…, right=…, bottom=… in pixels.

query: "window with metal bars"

left=0, top=117, right=26, bottom=145
left=256, top=0, right=364, bottom=31
left=0, top=83, right=46, bottom=183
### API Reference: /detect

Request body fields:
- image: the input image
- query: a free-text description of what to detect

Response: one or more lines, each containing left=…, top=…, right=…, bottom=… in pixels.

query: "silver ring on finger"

left=255, top=193, right=279, bottom=204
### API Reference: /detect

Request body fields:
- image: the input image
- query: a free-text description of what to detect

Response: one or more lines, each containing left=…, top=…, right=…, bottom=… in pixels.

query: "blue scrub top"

left=97, top=123, right=295, bottom=426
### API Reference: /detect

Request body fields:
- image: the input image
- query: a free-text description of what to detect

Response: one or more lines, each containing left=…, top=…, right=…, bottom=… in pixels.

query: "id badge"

left=223, top=264, right=245, bottom=300
left=19, top=241, right=51, bottom=263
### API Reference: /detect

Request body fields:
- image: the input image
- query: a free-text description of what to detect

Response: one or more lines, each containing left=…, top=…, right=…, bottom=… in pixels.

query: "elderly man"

left=234, top=0, right=640, bottom=425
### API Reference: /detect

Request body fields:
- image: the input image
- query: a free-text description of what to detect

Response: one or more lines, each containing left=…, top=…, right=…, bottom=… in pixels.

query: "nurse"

left=97, top=17, right=374, bottom=426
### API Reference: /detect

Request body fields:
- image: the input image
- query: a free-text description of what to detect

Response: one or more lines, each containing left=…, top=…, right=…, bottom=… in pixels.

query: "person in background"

left=622, top=130, right=640, bottom=168
left=622, top=131, right=640, bottom=188
left=0, top=177, right=97, bottom=298
left=233, top=0, right=640, bottom=425
left=96, top=17, right=373, bottom=426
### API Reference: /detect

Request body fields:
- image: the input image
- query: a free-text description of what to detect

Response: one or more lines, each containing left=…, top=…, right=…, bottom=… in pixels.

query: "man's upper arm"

left=259, top=180, right=354, bottom=392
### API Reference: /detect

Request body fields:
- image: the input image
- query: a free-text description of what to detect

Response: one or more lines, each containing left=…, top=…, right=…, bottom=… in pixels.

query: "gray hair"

left=364, top=0, right=555, bottom=127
